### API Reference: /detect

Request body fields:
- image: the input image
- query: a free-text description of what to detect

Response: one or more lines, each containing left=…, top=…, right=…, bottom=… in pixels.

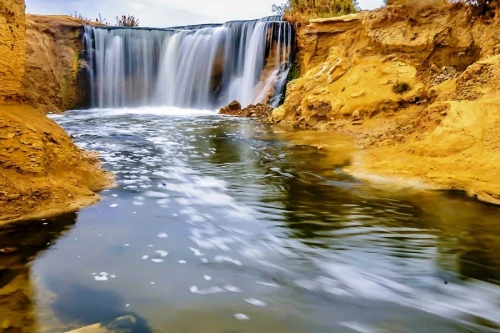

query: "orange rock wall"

left=0, top=0, right=26, bottom=102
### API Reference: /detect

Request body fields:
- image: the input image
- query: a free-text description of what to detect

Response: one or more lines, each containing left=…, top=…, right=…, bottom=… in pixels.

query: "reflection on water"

left=0, top=214, right=76, bottom=332
left=2, top=108, right=500, bottom=332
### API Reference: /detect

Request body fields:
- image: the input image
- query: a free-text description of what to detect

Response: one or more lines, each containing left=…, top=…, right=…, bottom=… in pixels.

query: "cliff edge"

left=273, top=5, right=500, bottom=204
left=23, top=15, right=96, bottom=113
left=0, top=104, right=113, bottom=225
left=0, top=0, right=25, bottom=102
left=0, top=2, right=113, bottom=225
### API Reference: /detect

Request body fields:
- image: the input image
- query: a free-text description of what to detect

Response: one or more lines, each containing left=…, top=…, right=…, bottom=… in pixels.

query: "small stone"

left=430, top=64, right=440, bottom=73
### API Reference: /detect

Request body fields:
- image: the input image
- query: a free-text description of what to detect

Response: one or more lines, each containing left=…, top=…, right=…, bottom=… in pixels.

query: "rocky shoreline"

left=267, top=6, right=500, bottom=205
left=2, top=0, right=500, bottom=227
left=0, top=0, right=113, bottom=225
left=0, top=104, right=113, bottom=225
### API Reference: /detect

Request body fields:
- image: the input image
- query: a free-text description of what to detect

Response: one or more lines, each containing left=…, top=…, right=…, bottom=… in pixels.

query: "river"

left=1, top=107, right=499, bottom=332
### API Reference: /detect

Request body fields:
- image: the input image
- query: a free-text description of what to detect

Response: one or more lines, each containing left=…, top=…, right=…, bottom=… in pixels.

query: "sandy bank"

left=272, top=5, right=500, bottom=205
left=0, top=104, right=113, bottom=225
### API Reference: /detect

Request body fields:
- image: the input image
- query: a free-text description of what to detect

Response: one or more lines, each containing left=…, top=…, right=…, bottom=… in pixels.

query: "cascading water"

left=83, top=17, right=294, bottom=110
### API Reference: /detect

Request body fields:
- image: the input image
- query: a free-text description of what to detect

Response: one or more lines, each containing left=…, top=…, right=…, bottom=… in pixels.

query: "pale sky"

left=26, top=0, right=384, bottom=27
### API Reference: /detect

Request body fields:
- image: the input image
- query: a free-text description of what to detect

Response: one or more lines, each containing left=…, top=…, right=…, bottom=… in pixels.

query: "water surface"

left=1, top=107, right=499, bottom=332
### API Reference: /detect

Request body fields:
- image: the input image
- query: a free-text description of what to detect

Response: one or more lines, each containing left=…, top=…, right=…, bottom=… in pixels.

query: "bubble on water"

left=150, top=282, right=155, bottom=285
left=152, top=259, right=164, bottom=263
left=157, top=199, right=170, bottom=206
left=189, top=247, right=205, bottom=256
left=256, top=281, right=280, bottom=288
left=190, top=285, right=225, bottom=295
left=178, top=260, right=187, bottom=264
left=145, top=191, right=169, bottom=198
left=94, top=272, right=110, bottom=281
left=112, top=194, right=118, bottom=197
left=110, top=204, right=119, bottom=208
left=340, top=322, right=378, bottom=333
left=201, top=258, right=208, bottom=263
left=245, top=298, right=266, bottom=307
left=133, top=201, right=144, bottom=206
left=203, top=275, right=212, bottom=281
left=94, top=276, right=108, bottom=281
left=224, top=285, right=241, bottom=293
left=158, top=233, right=168, bottom=238
left=148, top=245, right=154, bottom=248
left=215, top=256, right=242, bottom=266
left=111, top=274, right=116, bottom=278
left=234, top=314, right=250, bottom=321
left=142, top=255, right=149, bottom=260
left=124, top=244, right=130, bottom=247
left=155, top=250, right=168, bottom=257
left=125, top=304, right=130, bottom=307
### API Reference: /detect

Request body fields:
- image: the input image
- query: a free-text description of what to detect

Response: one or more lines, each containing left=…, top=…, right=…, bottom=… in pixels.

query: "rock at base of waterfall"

left=219, top=100, right=242, bottom=115
left=219, top=102, right=273, bottom=118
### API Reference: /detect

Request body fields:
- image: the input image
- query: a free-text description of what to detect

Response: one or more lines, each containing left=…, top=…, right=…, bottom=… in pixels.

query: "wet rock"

left=219, top=100, right=241, bottom=115
left=219, top=102, right=273, bottom=118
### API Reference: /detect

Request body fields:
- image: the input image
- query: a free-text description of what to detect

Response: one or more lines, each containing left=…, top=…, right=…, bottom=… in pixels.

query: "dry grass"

left=283, top=0, right=358, bottom=22
left=386, top=0, right=499, bottom=17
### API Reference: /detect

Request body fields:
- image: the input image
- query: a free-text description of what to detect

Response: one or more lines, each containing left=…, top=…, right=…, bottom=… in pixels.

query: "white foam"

left=155, top=250, right=168, bottom=257
left=244, top=298, right=266, bottom=307
left=234, top=314, right=250, bottom=321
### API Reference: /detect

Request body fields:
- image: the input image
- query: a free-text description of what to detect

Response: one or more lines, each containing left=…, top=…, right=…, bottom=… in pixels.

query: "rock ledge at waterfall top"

left=273, top=5, right=500, bottom=205
left=0, top=104, right=114, bottom=225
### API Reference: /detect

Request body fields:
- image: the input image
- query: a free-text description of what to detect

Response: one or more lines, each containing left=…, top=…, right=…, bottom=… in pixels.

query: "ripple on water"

left=40, top=108, right=500, bottom=331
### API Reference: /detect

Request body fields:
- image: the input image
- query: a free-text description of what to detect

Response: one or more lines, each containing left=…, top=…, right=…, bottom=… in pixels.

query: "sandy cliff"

left=0, top=104, right=113, bottom=225
left=23, top=15, right=94, bottom=113
left=0, top=0, right=25, bottom=102
left=272, top=5, right=500, bottom=204
left=0, top=2, right=113, bottom=225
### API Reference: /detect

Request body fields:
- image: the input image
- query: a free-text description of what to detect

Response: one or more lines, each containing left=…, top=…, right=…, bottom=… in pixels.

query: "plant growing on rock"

left=273, top=0, right=359, bottom=20
left=116, top=15, right=140, bottom=27
left=385, top=0, right=498, bottom=16
left=71, top=11, right=90, bottom=21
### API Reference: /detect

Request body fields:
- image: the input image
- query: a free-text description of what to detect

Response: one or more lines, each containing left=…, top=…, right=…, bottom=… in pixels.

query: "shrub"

left=71, top=11, right=90, bottom=21
left=273, top=0, right=359, bottom=20
left=116, top=15, right=140, bottom=27
left=385, top=0, right=498, bottom=16
left=70, top=11, right=109, bottom=25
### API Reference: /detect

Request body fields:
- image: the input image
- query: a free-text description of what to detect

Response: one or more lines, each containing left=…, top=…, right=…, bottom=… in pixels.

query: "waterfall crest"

left=83, top=17, right=294, bottom=110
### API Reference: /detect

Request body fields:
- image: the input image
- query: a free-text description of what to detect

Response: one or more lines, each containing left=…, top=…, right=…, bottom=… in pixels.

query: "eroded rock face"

left=0, top=0, right=26, bottom=102
left=272, top=6, right=500, bottom=204
left=22, top=15, right=95, bottom=113
left=0, top=105, right=113, bottom=225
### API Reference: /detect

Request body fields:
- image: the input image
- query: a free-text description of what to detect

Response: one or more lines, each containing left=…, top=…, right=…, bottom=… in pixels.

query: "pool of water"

left=1, top=107, right=500, bottom=333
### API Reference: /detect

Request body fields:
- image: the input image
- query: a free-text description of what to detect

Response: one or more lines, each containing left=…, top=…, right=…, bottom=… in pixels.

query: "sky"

left=26, top=0, right=384, bottom=27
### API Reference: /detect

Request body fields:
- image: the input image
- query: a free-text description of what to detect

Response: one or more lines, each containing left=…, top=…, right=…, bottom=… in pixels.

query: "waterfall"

left=83, top=17, right=294, bottom=110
